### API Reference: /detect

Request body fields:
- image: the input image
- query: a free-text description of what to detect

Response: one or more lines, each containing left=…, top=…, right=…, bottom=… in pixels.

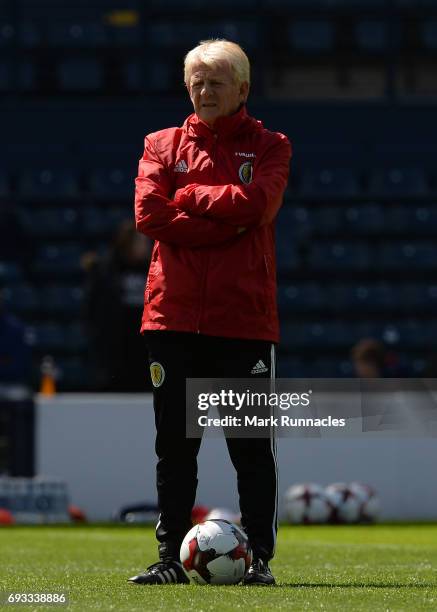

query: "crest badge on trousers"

left=150, top=362, right=165, bottom=387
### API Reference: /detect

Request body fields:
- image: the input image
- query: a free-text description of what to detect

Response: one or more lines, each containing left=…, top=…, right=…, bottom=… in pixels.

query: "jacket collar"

left=184, top=105, right=261, bottom=140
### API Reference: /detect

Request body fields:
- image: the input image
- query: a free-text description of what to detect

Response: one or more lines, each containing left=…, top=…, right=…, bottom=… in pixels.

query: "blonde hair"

left=184, top=39, right=250, bottom=87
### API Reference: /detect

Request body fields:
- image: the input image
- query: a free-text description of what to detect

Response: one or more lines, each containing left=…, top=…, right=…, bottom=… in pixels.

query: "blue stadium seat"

left=268, top=0, right=386, bottom=5
left=288, top=21, right=335, bottom=53
left=278, top=283, right=325, bottom=313
left=383, top=320, right=430, bottom=349
left=21, top=208, right=79, bottom=237
left=276, top=242, right=299, bottom=273
left=41, top=286, right=84, bottom=314
left=0, top=261, right=24, bottom=283
left=411, top=206, right=437, bottom=233
left=58, top=58, right=104, bottom=91
left=33, top=244, right=83, bottom=277
left=281, top=322, right=324, bottom=349
left=18, top=23, right=41, bottom=47
left=57, top=357, right=89, bottom=389
left=277, top=357, right=309, bottom=378
left=64, top=321, right=87, bottom=351
left=344, top=204, right=384, bottom=235
left=383, top=206, right=411, bottom=234
left=82, top=207, right=109, bottom=235
left=300, top=169, right=359, bottom=198
left=0, top=60, right=37, bottom=92
left=31, top=323, right=65, bottom=351
left=378, top=242, right=437, bottom=268
left=0, top=171, right=9, bottom=197
left=309, top=243, right=371, bottom=269
left=328, top=284, right=398, bottom=312
left=148, top=0, right=257, bottom=6
left=17, top=169, right=80, bottom=201
left=82, top=206, right=131, bottom=236
left=310, top=207, right=344, bottom=235
left=368, top=168, right=428, bottom=197
left=399, top=284, right=437, bottom=312
left=422, top=21, right=437, bottom=51
left=146, top=20, right=258, bottom=50
left=48, top=22, right=108, bottom=46
left=354, top=21, right=389, bottom=53
left=0, top=22, right=15, bottom=46
left=18, top=61, right=37, bottom=91
left=127, top=61, right=173, bottom=93
left=276, top=207, right=312, bottom=240
left=3, top=283, right=39, bottom=314
left=109, top=22, right=143, bottom=47
left=0, top=61, right=11, bottom=91
left=89, top=168, right=134, bottom=200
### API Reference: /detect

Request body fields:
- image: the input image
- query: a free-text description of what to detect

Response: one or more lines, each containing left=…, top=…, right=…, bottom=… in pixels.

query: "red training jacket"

left=135, top=105, right=291, bottom=342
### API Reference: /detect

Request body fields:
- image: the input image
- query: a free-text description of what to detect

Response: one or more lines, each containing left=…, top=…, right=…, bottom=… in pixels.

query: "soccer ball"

left=325, top=482, right=362, bottom=524
left=205, top=507, right=241, bottom=524
left=180, top=519, right=252, bottom=585
left=349, top=482, right=380, bottom=523
left=284, top=483, right=332, bottom=524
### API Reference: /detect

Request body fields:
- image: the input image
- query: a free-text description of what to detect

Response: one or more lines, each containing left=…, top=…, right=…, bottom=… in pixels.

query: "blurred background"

left=1, top=0, right=437, bottom=521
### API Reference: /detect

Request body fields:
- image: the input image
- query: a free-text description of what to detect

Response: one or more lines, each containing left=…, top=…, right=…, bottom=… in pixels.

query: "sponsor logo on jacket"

left=174, top=160, right=188, bottom=173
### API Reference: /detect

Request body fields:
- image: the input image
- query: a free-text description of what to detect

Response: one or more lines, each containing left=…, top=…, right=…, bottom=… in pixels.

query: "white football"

left=349, top=481, right=380, bottom=523
left=325, top=482, right=362, bottom=524
left=180, top=519, right=252, bottom=585
left=205, top=507, right=241, bottom=524
left=284, top=483, right=332, bottom=524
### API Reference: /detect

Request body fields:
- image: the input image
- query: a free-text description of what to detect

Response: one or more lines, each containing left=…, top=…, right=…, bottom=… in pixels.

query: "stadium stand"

left=2, top=0, right=437, bottom=388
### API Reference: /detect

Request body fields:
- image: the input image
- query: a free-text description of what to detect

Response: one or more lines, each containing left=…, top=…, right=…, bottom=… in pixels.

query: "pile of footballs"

left=284, top=482, right=380, bottom=524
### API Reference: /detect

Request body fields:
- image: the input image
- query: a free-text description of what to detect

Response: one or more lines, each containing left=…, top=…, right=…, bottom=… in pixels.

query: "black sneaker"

left=128, top=560, right=189, bottom=585
left=243, top=559, right=275, bottom=586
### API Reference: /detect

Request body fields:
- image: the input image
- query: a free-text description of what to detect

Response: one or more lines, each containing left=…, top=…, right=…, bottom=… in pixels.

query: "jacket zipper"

left=197, top=132, right=218, bottom=333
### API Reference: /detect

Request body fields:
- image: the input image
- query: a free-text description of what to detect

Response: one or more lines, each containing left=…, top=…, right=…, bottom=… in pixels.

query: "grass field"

left=1, top=524, right=437, bottom=611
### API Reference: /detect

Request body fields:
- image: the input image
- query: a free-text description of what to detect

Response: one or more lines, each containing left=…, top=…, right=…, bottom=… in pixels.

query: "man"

left=129, top=39, right=291, bottom=586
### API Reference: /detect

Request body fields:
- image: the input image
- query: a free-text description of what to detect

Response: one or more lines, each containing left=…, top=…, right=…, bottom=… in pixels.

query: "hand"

left=173, top=184, right=199, bottom=210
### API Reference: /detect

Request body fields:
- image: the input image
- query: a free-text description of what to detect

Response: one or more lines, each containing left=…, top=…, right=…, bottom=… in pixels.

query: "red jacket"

left=135, top=105, right=291, bottom=342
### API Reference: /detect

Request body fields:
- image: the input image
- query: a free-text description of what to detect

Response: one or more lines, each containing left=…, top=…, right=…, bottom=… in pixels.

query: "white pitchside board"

left=36, top=394, right=437, bottom=521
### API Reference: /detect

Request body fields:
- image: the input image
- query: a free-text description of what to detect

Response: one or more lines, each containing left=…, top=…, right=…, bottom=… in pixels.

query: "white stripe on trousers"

left=270, top=343, right=278, bottom=556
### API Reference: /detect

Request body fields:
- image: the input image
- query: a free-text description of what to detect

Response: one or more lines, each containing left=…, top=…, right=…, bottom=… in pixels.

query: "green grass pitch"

left=1, top=524, right=437, bottom=611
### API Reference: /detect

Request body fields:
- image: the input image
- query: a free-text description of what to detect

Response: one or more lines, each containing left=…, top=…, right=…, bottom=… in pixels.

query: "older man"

left=129, top=39, right=291, bottom=586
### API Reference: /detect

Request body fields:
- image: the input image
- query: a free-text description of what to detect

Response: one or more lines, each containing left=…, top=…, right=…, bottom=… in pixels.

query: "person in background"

left=351, top=338, right=407, bottom=378
left=351, top=338, right=387, bottom=378
left=83, top=220, right=152, bottom=391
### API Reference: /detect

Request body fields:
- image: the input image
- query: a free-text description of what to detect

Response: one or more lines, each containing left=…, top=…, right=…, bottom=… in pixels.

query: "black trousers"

left=145, top=330, right=278, bottom=562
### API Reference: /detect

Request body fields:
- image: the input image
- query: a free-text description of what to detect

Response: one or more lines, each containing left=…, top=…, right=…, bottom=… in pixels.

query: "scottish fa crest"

left=150, top=362, right=165, bottom=387
left=238, top=161, right=253, bottom=184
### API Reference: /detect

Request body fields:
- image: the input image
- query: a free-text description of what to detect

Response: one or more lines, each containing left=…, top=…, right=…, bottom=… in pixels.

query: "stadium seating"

left=57, top=58, right=104, bottom=92
left=368, top=168, right=428, bottom=197
left=88, top=168, right=134, bottom=200
left=299, top=169, right=360, bottom=198
left=422, top=21, right=437, bottom=50
left=288, top=21, right=335, bottom=53
left=33, top=244, right=83, bottom=278
left=354, top=21, right=390, bottom=53
left=47, top=22, right=108, bottom=47
left=3, top=1, right=437, bottom=388
left=17, top=169, right=80, bottom=202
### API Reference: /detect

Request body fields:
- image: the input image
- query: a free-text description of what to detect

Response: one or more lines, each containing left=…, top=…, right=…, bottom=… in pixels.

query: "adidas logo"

left=251, top=360, right=268, bottom=374
left=174, top=159, right=188, bottom=173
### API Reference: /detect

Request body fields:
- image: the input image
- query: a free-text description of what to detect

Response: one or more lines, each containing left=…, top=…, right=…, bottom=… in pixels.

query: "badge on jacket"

left=238, top=162, right=253, bottom=184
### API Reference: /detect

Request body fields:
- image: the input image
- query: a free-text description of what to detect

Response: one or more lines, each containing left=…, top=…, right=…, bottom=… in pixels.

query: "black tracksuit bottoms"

left=144, top=330, right=278, bottom=562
